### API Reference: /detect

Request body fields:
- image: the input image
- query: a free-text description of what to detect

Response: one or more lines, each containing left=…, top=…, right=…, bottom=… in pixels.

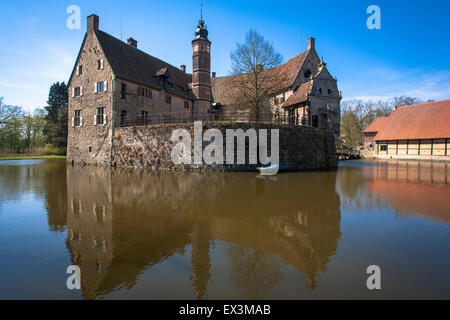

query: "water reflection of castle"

left=64, top=166, right=341, bottom=299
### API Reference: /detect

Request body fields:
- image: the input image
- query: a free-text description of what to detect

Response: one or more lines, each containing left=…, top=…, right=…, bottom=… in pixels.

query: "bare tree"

left=229, top=29, right=283, bottom=122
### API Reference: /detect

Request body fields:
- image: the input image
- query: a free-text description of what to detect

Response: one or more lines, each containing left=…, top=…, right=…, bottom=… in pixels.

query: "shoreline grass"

left=0, top=155, right=66, bottom=161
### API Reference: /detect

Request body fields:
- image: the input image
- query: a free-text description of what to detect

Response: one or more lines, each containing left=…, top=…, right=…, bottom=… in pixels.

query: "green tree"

left=43, top=82, right=68, bottom=153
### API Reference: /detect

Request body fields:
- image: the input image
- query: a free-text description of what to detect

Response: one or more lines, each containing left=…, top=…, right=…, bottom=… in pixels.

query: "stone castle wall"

left=111, top=123, right=337, bottom=171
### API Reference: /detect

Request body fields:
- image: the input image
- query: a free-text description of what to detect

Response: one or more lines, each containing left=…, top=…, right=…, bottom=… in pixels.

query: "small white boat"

left=257, top=164, right=287, bottom=176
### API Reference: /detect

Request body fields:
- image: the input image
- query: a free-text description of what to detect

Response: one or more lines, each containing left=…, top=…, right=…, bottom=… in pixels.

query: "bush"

left=44, top=144, right=66, bottom=155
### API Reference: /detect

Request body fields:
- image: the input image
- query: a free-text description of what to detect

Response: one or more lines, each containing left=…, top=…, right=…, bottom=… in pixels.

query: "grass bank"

left=0, top=155, right=66, bottom=160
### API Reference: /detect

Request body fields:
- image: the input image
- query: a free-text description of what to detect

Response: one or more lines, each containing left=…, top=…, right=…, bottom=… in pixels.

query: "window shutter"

left=80, top=86, right=84, bottom=96
left=94, top=114, right=97, bottom=126
left=72, top=88, right=75, bottom=98
left=100, top=59, right=104, bottom=70
left=71, top=118, right=74, bottom=127
left=94, top=83, right=98, bottom=93
left=104, top=114, right=107, bottom=125
left=76, top=66, right=80, bottom=76
left=80, top=116, right=83, bottom=127
left=104, top=81, right=108, bottom=92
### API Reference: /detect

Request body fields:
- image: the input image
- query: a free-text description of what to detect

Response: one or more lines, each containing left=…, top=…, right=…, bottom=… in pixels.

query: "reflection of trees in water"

left=0, top=160, right=67, bottom=231
left=226, top=244, right=283, bottom=299
left=336, top=165, right=387, bottom=212
left=64, top=165, right=341, bottom=299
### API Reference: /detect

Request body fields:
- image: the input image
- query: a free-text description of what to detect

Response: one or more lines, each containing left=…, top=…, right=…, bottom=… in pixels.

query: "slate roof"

left=373, top=100, right=450, bottom=141
left=363, top=117, right=389, bottom=133
left=95, top=30, right=193, bottom=99
left=211, top=51, right=309, bottom=105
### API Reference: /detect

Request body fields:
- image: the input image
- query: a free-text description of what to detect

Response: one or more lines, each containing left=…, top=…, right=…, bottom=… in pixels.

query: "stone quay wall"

left=111, top=123, right=337, bottom=171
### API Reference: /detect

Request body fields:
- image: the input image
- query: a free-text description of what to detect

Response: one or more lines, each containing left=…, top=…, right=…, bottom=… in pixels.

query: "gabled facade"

left=211, top=38, right=342, bottom=138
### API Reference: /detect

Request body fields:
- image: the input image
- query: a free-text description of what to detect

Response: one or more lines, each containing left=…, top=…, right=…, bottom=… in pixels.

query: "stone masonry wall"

left=112, top=123, right=337, bottom=171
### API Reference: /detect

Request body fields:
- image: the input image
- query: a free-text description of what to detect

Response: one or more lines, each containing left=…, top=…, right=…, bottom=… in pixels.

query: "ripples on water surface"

left=0, top=159, right=448, bottom=299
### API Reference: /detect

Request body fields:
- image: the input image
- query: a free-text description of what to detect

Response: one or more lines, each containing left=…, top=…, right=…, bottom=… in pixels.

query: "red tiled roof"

left=212, top=51, right=309, bottom=105
left=374, top=100, right=450, bottom=141
left=363, top=117, right=389, bottom=133
left=282, top=81, right=312, bottom=108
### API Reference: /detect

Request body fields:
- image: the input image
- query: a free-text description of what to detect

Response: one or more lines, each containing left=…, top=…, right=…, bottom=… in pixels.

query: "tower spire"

left=200, top=1, right=203, bottom=21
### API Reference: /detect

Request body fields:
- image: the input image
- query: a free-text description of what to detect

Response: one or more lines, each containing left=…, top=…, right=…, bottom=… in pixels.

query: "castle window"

left=120, top=110, right=127, bottom=126
left=77, top=65, right=83, bottom=76
left=184, top=101, right=190, bottom=109
left=121, top=84, right=127, bottom=99
left=97, top=59, right=104, bottom=70
left=96, top=107, right=106, bottom=125
left=312, top=115, right=319, bottom=127
left=166, top=95, right=172, bottom=104
left=96, top=81, right=107, bottom=93
left=304, top=70, right=311, bottom=78
left=73, top=110, right=81, bottom=127
left=88, top=146, right=92, bottom=153
left=73, top=87, right=81, bottom=97
left=316, top=88, right=322, bottom=95
left=328, top=89, right=333, bottom=95
left=141, top=111, right=149, bottom=125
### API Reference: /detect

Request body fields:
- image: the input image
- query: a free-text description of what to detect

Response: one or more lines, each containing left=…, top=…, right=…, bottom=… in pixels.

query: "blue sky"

left=0, top=0, right=449, bottom=111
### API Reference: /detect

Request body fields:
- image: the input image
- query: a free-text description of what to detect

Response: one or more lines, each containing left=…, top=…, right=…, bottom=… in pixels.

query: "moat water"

left=0, top=159, right=449, bottom=299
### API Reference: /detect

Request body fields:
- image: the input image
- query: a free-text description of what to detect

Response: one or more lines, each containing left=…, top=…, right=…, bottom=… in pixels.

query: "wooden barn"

left=363, top=99, right=450, bottom=161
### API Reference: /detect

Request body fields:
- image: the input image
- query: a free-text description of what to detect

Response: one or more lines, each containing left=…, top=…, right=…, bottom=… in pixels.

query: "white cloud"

left=342, top=67, right=450, bottom=102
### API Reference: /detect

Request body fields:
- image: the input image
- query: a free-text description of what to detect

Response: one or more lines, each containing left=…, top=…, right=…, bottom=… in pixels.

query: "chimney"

left=87, top=14, right=99, bottom=33
left=180, top=65, right=186, bottom=73
left=212, top=72, right=216, bottom=78
left=307, top=37, right=315, bottom=51
left=127, top=37, right=138, bottom=48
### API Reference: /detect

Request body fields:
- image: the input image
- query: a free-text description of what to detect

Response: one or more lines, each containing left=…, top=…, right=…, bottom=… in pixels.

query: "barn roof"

left=363, top=117, right=390, bottom=133
left=374, top=100, right=450, bottom=141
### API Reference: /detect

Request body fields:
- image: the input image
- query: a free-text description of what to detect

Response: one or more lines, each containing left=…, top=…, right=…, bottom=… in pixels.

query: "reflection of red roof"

left=374, top=100, right=450, bottom=141
left=366, top=179, right=450, bottom=223
left=363, top=117, right=389, bottom=133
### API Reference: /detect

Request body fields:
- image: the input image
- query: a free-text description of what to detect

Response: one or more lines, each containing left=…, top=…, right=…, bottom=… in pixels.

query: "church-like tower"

left=192, top=13, right=211, bottom=114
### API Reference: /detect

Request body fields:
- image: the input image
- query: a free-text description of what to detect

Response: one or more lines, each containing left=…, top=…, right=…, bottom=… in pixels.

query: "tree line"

left=0, top=82, right=68, bottom=155
left=340, top=96, right=431, bottom=148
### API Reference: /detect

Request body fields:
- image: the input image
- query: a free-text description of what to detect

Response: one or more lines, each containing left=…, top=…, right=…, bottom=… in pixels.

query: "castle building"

left=67, top=14, right=341, bottom=165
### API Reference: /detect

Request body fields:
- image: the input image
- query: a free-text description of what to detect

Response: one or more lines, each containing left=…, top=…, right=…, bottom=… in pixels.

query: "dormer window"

left=304, top=70, right=311, bottom=78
